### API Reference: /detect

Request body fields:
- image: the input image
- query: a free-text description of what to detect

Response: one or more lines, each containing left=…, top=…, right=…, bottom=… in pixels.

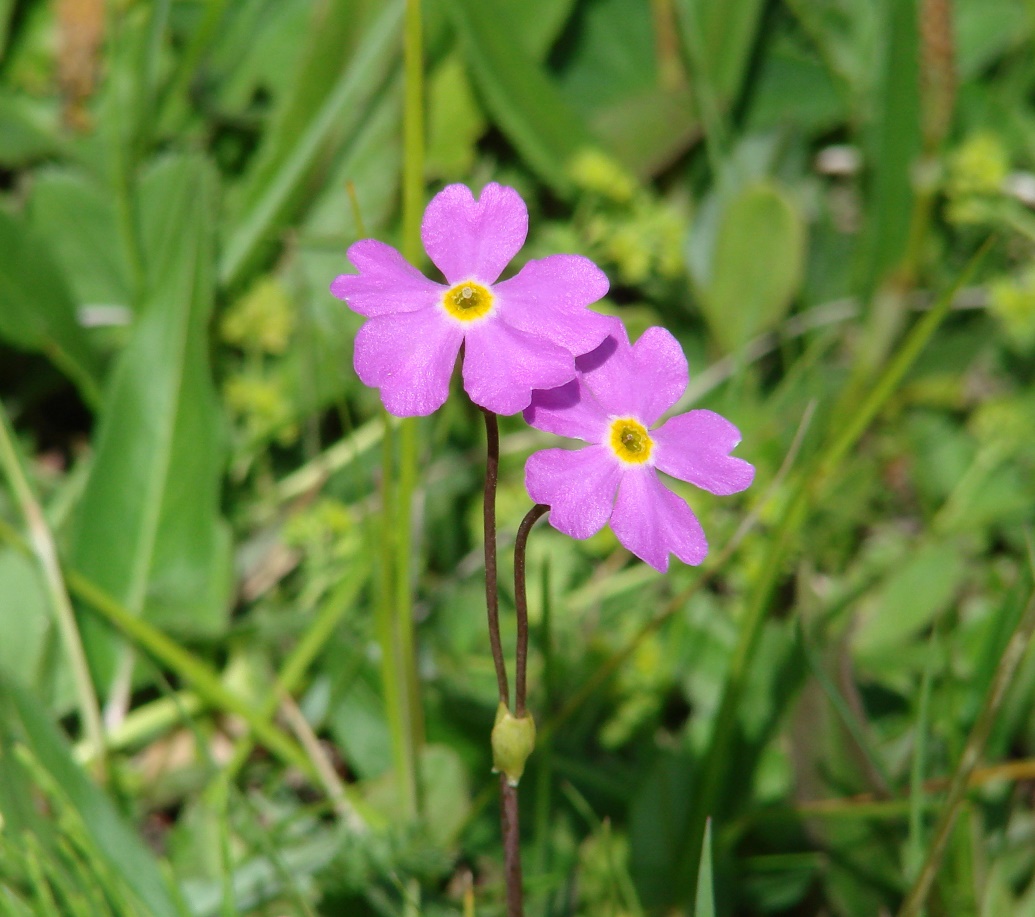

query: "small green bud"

left=491, top=703, right=536, bottom=787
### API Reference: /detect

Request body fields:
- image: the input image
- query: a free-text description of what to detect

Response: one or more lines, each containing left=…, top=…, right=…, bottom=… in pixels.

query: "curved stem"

left=514, top=504, right=548, bottom=718
left=482, top=409, right=509, bottom=706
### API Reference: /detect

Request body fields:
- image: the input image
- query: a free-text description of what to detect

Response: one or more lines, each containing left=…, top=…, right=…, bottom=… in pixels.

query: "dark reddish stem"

left=500, top=775, right=523, bottom=917
left=514, top=503, right=548, bottom=718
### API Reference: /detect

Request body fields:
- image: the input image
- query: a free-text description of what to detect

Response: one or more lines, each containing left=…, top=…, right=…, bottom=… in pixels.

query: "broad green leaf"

left=27, top=169, right=133, bottom=313
left=857, top=0, right=921, bottom=290
left=553, top=0, right=658, bottom=114
left=535, top=0, right=700, bottom=177
left=677, top=0, right=766, bottom=106
left=71, top=155, right=231, bottom=688
left=426, top=54, right=487, bottom=180
left=0, top=676, right=182, bottom=917
left=955, top=0, right=1029, bottom=78
left=0, top=0, right=13, bottom=58
left=592, top=85, right=697, bottom=178
left=446, top=0, right=596, bottom=196
left=220, top=0, right=403, bottom=288
left=199, top=0, right=311, bottom=117
left=696, top=181, right=806, bottom=352
left=853, top=541, right=966, bottom=661
left=0, top=93, right=60, bottom=167
left=495, top=0, right=576, bottom=60
left=0, top=210, right=102, bottom=406
left=744, top=38, right=845, bottom=134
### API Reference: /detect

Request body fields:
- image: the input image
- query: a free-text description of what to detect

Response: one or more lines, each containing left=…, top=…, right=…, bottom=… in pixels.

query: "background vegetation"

left=2, top=0, right=1035, bottom=914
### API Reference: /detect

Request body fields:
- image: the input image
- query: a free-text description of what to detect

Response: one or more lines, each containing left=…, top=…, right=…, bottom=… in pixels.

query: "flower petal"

left=353, top=308, right=463, bottom=416
left=653, top=410, right=755, bottom=495
left=463, top=318, right=575, bottom=415
left=523, top=377, right=609, bottom=443
left=331, top=240, right=443, bottom=317
left=494, top=255, right=613, bottom=355
left=610, top=469, right=708, bottom=571
left=421, top=183, right=528, bottom=285
left=580, top=325, right=688, bottom=425
left=525, top=446, right=621, bottom=539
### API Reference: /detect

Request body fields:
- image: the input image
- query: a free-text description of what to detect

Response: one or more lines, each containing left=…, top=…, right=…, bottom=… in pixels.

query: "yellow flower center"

left=442, top=281, right=493, bottom=322
left=609, top=417, right=653, bottom=464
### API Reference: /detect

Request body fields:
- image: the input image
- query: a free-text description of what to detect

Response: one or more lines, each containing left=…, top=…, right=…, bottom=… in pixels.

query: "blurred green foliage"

left=1, top=0, right=1035, bottom=915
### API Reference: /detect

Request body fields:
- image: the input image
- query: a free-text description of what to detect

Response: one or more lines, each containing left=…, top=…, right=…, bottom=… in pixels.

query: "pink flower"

left=523, top=322, right=754, bottom=571
left=330, top=183, right=613, bottom=416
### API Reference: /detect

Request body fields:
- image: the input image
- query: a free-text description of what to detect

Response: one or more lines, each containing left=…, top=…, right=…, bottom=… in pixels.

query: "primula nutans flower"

left=330, top=183, right=614, bottom=416
left=523, top=321, right=754, bottom=572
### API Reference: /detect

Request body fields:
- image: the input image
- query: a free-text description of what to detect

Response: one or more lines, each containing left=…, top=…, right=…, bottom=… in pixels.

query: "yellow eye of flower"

left=442, top=281, right=493, bottom=321
left=609, top=417, right=653, bottom=464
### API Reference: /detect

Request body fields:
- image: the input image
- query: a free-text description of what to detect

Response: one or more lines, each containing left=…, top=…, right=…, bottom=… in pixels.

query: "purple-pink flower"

left=330, top=183, right=614, bottom=416
left=524, top=322, right=754, bottom=572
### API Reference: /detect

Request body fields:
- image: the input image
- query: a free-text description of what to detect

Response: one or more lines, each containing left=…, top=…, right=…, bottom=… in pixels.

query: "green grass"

left=3, top=0, right=1035, bottom=914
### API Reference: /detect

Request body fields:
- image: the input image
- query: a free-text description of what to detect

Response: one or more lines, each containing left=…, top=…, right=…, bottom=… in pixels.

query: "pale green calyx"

left=491, top=702, right=536, bottom=787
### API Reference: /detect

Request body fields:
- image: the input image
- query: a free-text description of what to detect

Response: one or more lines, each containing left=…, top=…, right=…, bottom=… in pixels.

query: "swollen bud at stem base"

left=491, top=702, right=536, bottom=787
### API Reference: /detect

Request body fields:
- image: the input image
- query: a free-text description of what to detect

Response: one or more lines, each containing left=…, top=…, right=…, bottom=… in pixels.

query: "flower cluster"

left=331, top=182, right=753, bottom=570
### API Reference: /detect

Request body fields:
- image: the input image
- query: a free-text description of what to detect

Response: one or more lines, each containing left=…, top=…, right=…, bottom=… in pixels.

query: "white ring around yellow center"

left=609, top=417, right=653, bottom=464
left=442, top=281, right=494, bottom=322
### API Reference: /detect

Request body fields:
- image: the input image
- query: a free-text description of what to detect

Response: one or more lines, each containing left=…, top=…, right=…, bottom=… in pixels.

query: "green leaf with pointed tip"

left=0, top=210, right=102, bottom=406
left=695, top=818, right=716, bottom=917
left=70, top=155, right=231, bottom=689
left=445, top=0, right=595, bottom=196
left=696, top=181, right=806, bottom=352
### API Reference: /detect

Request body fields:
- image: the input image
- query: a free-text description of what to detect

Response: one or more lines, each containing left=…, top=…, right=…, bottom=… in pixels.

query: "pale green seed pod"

left=491, top=703, right=536, bottom=787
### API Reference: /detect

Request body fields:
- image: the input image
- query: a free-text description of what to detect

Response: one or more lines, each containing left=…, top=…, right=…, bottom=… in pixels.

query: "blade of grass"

left=905, top=631, right=937, bottom=883
left=897, top=575, right=1035, bottom=917
left=694, top=818, right=716, bottom=917
left=219, top=0, right=403, bottom=288
left=0, top=403, right=106, bottom=780
left=0, top=518, right=376, bottom=819
left=799, top=619, right=894, bottom=795
left=673, top=239, right=993, bottom=905
left=222, top=568, right=370, bottom=829
left=0, top=686, right=180, bottom=917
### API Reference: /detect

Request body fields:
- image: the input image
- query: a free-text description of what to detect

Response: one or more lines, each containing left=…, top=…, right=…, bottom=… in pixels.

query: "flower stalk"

left=482, top=409, right=510, bottom=707
left=514, top=504, right=548, bottom=718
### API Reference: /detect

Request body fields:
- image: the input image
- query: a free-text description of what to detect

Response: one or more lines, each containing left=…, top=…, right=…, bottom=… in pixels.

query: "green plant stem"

left=0, top=404, right=107, bottom=780
left=482, top=410, right=509, bottom=706
left=374, top=413, right=420, bottom=819
left=898, top=584, right=1035, bottom=917
left=388, top=0, right=429, bottom=840
left=514, top=504, right=548, bottom=718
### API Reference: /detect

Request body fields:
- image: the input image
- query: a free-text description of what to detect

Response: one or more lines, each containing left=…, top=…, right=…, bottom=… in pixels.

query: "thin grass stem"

left=0, top=403, right=107, bottom=780
left=897, top=580, right=1035, bottom=917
